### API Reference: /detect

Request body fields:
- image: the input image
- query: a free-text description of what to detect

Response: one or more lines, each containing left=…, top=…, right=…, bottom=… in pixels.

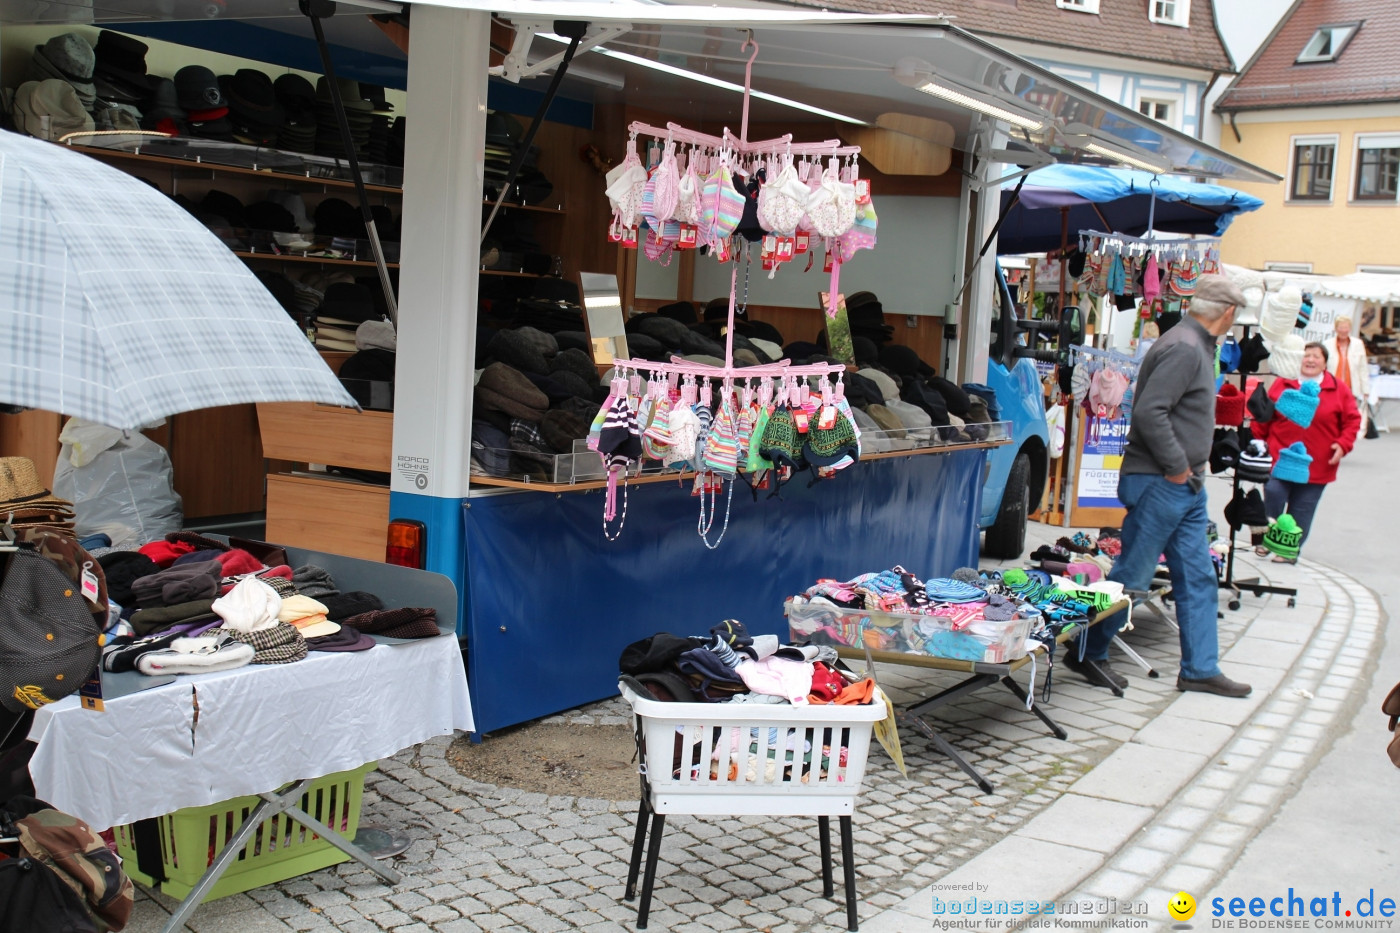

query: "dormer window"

left=1056, top=0, right=1100, bottom=13
left=1149, top=0, right=1190, bottom=28
left=1297, top=22, right=1361, bottom=63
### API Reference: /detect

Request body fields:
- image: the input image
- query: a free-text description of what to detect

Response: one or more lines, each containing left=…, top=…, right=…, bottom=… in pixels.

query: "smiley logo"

left=1168, top=891, right=1197, bottom=921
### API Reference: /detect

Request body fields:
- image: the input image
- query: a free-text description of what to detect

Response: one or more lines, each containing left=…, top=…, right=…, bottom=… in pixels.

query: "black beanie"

left=320, top=590, right=385, bottom=622
left=98, top=551, right=161, bottom=607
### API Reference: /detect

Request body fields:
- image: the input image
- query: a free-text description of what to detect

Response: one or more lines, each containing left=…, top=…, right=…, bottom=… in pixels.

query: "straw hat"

left=0, top=458, right=73, bottom=512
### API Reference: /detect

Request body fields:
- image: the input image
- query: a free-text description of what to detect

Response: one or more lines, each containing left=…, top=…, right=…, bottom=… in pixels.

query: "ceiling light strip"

left=913, top=80, right=1044, bottom=131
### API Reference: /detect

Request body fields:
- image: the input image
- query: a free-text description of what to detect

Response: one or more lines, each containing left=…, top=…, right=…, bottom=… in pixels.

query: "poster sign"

left=1076, top=416, right=1129, bottom=509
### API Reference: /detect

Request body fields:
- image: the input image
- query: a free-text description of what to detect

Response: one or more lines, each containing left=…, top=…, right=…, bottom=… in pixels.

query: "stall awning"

left=0, top=0, right=1279, bottom=183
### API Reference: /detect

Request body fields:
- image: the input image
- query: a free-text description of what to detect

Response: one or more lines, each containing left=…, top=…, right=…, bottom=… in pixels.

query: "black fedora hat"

left=175, top=65, right=225, bottom=111
left=93, top=31, right=151, bottom=88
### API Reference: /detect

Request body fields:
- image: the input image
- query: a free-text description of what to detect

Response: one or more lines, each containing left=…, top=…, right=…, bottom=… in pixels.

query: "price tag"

left=795, top=232, right=810, bottom=254
left=80, top=564, right=100, bottom=602
left=854, top=178, right=871, bottom=203
left=761, top=234, right=777, bottom=259
left=761, top=257, right=775, bottom=272
left=793, top=410, right=810, bottom=434
left=823, top=250, right=834, bottom=273
left=621, top=225, right=639, bottom=248
left=78, top=673, right=104, bottom=712
left=678, top=224, right=697, bottom=249
left=776, top=237, right=795, bottom=262
left=715, top=240, right=732, bottom=263
left=818, top=405, right=837, bottom=430
left=608, top=219, right=624, bottom=243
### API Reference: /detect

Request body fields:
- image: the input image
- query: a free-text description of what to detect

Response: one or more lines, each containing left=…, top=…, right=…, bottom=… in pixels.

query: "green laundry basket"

left=114, top=762, right=376, bottom=902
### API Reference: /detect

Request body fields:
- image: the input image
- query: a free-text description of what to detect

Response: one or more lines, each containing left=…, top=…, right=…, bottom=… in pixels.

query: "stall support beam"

left=389, top=6, right=490, bottom=580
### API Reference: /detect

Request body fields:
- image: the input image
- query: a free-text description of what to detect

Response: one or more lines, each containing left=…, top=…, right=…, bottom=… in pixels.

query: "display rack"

left=1219, top=322, right=1298, bottom=610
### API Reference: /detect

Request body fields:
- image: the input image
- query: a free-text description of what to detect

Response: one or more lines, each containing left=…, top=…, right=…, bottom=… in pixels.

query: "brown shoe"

left=1177, top=673, right=1252, bottom=697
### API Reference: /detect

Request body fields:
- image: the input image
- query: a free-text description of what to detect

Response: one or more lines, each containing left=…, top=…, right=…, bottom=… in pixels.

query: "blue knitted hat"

left=1275, top=379, right=1320, bottom=428
left=1272, top=441, right=1312, bottom=484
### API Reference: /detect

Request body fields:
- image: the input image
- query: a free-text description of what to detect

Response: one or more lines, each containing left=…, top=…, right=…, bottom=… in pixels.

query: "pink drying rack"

left=618, top=36, right=859, bottom=386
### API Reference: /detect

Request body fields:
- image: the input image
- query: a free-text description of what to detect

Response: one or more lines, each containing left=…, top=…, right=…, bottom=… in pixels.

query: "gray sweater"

left=1121, top=316, right=1217, bottom=479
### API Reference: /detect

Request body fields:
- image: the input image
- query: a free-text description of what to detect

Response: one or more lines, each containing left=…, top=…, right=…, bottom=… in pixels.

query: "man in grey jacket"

left=1065, top=274, right=1253, bottom=697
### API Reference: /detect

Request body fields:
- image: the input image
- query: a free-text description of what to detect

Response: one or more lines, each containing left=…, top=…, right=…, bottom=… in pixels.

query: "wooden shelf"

left=483, top=200, right=566, bottom=215
left=467, top=438, right=1009, bottom=493
left=235, top=251, right=399, bottom=269
left=70, top=144, right=401, bottom=193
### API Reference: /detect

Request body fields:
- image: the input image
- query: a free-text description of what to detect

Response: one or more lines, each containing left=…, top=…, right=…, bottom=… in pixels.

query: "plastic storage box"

left=115, top=763, right=376, bottom=902
left=785, top=597, right=1035, bottom=664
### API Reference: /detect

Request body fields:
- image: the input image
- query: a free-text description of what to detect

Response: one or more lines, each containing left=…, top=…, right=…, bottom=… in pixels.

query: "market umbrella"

left=0, top=129, right=358, bottom=430
left=995, top=164, right=1264, bottom=256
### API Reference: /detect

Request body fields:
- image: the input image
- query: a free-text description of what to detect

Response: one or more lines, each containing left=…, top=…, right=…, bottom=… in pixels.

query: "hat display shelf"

left=1218, top=320, right=1297, bottom=611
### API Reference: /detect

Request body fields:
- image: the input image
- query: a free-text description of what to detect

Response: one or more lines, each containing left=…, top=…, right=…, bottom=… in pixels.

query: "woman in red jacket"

left=1252, top=342, right=1361, bottom=562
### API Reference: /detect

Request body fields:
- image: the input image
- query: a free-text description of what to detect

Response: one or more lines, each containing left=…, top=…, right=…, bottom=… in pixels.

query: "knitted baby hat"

left=1275, top=379, right=1320, bottom=429
left=1215, top=384, right=1246, bottom=427
left=1271, top=441, right=1312, bottom=484
left=1236, top=439, right=1274, bottom=484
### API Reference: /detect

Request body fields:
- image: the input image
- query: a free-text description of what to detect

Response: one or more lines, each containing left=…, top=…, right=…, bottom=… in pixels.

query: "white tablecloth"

left=28, top=634, right=473, bottom=829
left=1367, top=373, right=1400, bottom=404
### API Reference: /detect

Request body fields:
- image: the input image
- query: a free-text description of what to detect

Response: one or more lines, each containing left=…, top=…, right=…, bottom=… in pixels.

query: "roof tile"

left=1219, top=0, right=1400, bottom=110
left=775, top=0, right=1234, bottom=73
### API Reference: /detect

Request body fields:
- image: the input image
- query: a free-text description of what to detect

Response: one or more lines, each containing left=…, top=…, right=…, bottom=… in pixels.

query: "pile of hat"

left=10, top=33, right=99, bottom=139
left=315, top=77, right=372, bottom=159
left=273, top=74, right=317, bottom=153
left=220, top=69, right=284, bottom=145
left=483, top=110, right=553, bottom=205
left=471, top=325, right=605, bottom=478
left=361, top=84, right=395, bottom=164
left=95, top=533, right=442, bottom=675
left=618, top=299, right=784, bottom=369
left=0, top=457, right=76, bottom=535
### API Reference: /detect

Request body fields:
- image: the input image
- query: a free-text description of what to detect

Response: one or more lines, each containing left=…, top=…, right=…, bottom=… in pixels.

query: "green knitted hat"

left=1263, top=513, right=1303, bottom=560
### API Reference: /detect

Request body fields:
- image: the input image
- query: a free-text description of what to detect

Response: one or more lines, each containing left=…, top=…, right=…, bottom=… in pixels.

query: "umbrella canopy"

left=0, top=129, right=358, bottom=430
left=996, top=164, right=1265, bottom=256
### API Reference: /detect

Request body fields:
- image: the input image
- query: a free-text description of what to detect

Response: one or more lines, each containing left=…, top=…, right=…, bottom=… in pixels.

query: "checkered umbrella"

left=0, top=129, right=358, bottom=430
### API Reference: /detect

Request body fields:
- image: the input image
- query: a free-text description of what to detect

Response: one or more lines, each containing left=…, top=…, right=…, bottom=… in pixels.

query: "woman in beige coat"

left=1324, top=315, right=1370, bottom=441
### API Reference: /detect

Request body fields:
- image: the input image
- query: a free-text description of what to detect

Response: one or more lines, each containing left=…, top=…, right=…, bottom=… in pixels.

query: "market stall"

left=0, top=2, right=1278, bottom=740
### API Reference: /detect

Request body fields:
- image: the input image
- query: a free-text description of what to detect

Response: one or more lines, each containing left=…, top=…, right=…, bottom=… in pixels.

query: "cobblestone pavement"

left=125, top=538, right=1372, bottom=933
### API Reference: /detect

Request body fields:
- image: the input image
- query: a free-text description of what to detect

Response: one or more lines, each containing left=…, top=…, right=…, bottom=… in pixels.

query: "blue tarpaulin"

left=997, top=165, right=1264, bottom=256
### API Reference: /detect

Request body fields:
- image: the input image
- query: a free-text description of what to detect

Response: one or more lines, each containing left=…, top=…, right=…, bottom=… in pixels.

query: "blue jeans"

left=1263, top=479, right=1326, bottom=550
left=1079, top=472, right=1221, bottom=680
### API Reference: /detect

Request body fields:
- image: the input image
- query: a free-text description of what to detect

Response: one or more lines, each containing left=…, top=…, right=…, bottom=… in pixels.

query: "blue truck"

left=978, top=263, right=1055, bottom=559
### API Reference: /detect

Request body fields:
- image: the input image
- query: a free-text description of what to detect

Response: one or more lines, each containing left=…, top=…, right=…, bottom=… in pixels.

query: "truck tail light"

left=386, top=519, right=426, bottom=568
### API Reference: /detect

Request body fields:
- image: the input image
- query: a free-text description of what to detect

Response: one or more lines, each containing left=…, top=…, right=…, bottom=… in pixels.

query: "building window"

left=1265, top=262, right=1314, bottom=274
left=1291, top=140, right=1336, bottom=200
left=1149, top=0, right=1190, bottom=27
left=1056, top=0, right=1100, bottom=13
left=1355, top=136, right=1400, bottom=201
left=1137, top=98, right=1174, bottom=124
left=1297, top=22, right=1361, bottom=63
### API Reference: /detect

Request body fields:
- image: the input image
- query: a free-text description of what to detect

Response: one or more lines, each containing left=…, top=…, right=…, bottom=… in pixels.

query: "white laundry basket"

left=619, top=680, right=888, bottom=931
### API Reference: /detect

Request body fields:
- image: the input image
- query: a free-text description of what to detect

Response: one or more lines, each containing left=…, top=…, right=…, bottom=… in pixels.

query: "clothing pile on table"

left=620, top=619, right=876, bottom=707
left=93, top=532, right=440, bottom=678
left=0, top=31, right=406, bottom=167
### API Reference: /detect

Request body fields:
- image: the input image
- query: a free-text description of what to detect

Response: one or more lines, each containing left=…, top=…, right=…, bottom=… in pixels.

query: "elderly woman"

left=1252, top=342, right=1361, bottom=562
left=1323, top=315, right=1370, bottom=440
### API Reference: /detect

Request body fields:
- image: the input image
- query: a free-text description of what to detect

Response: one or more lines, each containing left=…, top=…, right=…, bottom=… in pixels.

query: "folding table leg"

left=276, top=793, right=401, bottom=885
left=901, top=713, right=995, bottom=794
left=636, top=812, right=667, bottom=930
left=818, top=815, right=834, bottom=898
left=999, top=676, right=1067, bottom=740
left=839, top=815, right=858, bottom=932
left=625, top=798, right=650, bottom=901
left=158, top=779, right=401, bottom=933
left=1111, top=635, right=1159, bottom=678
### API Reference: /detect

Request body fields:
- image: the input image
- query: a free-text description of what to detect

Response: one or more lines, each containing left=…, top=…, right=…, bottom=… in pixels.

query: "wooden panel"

left=265, top=474, right=390, bottom=562
left=167, top=405, right=266, bottom=518
left=0, top=410, right=62, bottom=486
left=256, top=403, right=393, bottom=473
